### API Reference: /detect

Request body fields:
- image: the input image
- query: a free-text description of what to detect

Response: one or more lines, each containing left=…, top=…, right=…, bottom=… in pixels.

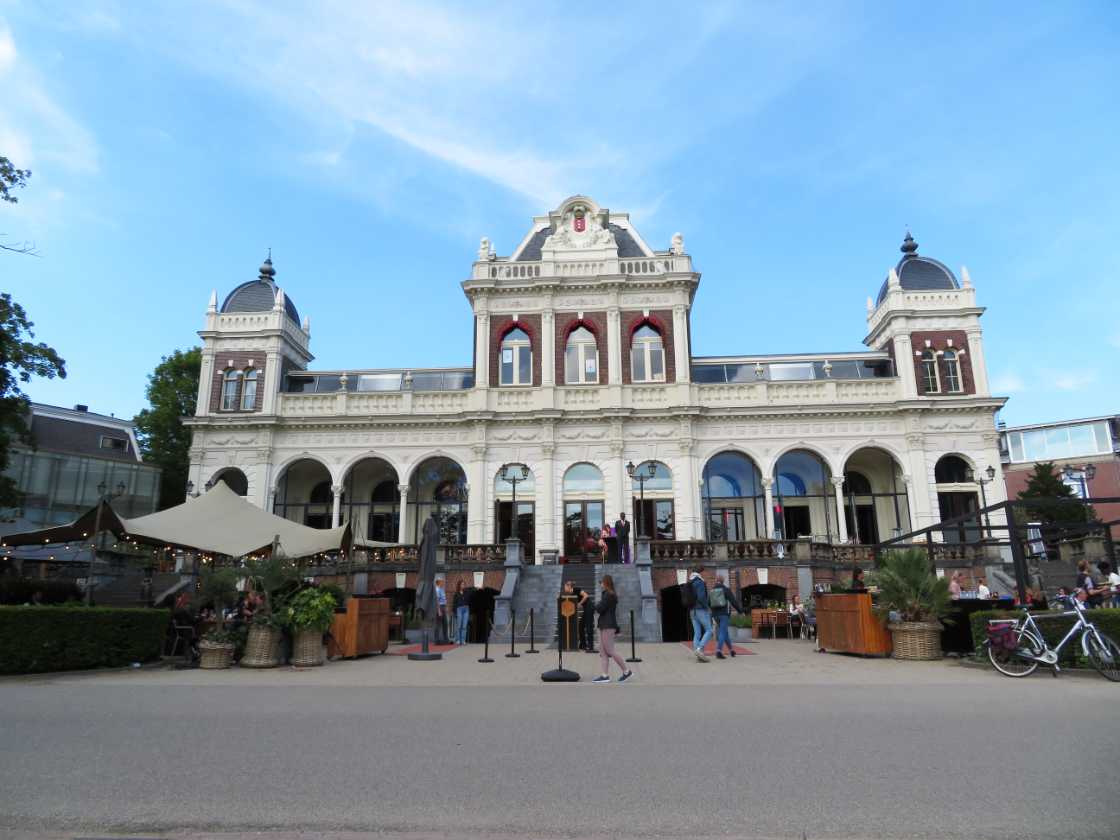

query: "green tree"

left=0, top=296, right=68, bottom=506
left=133, top=348, right=201, bottom=509
left=1, top=155, right=35, bottom=254
left=1017, top=461, right=1093, bottom=528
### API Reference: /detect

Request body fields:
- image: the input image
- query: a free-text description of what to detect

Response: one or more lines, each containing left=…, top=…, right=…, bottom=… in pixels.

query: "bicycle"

left=986, top=595, right=1120, bottom=681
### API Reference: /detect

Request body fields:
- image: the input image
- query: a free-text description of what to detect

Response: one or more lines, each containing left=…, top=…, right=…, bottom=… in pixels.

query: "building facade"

left=186, top=195, right=1009, bottom=575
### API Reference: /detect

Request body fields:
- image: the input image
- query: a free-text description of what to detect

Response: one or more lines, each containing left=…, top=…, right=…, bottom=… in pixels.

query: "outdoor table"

left=815, top=592, right=892, bottom=656
left=751, top=609, right=782, bottom=638
left=941, top=598, right=998, bottom=654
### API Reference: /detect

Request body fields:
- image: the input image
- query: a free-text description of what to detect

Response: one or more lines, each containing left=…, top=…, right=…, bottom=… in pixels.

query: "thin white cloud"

left=1050, top=371, right=1097, bottom=392
left=991, top=372, right=1025, bottom=394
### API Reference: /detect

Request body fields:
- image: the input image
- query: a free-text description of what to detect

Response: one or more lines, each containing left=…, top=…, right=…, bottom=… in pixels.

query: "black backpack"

left=680, top=578, right=697, bottom=608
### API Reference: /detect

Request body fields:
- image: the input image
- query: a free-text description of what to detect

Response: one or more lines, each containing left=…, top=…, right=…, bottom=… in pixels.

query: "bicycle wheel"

left=988, top=626, right=1043, bottom=677
left=1083, top=631, right=1120, bottom=682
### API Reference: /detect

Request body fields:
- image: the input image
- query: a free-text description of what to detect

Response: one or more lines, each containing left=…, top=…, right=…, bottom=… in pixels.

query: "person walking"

left=453, top=580, right=470, bottom=645
left=710, top=575, right=743, bottom=659
left=592, top=574, right=633, bottom=683
left=434, top=578, right=449, bottom=642
left=615, top=512, right=631, bottom=564
left=688, top=567, right=713, bottom=662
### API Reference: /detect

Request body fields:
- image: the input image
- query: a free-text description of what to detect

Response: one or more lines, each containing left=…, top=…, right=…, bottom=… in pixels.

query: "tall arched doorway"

left=494, top=465, right=535, bottom=560
left=563, top=463, right=604, bottom=560
left=410, top=457, right=468, bottom=544
left=935, top=454, right=980, bottom=543
left=701, top=451, right=765, bottom=541
left=273, top=459, right=334, bottom=528
left=630, top=460, right=674, bottom=540
left=341, top=458, right=400, bottom=543
left=773, top=450, right=834, bottom=540
left=842, top=448, right=911, bottom=543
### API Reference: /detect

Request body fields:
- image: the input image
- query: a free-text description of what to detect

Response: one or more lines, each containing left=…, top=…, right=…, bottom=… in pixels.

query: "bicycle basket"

left=987, top=623, right=1018, bottom=652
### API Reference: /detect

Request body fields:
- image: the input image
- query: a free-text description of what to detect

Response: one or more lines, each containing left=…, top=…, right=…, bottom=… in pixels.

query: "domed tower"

left=194, top=253, right=313, bottom=420
left=864, top=232, right=991, bottom=399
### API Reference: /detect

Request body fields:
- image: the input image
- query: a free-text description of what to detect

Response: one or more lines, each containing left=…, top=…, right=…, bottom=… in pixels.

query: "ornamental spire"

left=900, top=230, right=918, bottom=255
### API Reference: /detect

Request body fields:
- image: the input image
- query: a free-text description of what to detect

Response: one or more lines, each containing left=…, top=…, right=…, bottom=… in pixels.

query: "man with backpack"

left=710, top=575, right=743, bottom=659
left=681, top=566, right=713, bottom=662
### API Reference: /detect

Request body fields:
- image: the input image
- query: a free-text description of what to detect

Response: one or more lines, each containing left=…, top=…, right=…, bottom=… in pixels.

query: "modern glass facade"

left=2, top=448, right=162, bottom=529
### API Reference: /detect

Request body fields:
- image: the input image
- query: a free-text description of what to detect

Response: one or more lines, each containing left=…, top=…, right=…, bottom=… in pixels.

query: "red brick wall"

left=909, top=330, right=975, bottom=396
left=1004, top=459, right=1120, bottom=539
left=363, top=570, right=507, bottom=594
left=621, top=310, right=675, bottom=384
left=209, top=353, right=267, bottom=413
left=555, top=311, right=609, bottom=384
left=490, top=315, right=542, bottom=387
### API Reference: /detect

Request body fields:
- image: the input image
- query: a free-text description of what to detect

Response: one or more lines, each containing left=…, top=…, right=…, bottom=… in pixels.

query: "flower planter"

left=291, top=628, right=325, bottom=667
left=888, top=622, right=942, bottom=661
left=198, top=640, right=235, bottom=670
left=240, top=624, right=282, bottom=668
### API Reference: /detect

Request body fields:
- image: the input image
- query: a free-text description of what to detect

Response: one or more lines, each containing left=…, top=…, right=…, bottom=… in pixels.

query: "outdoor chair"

left=167, top=622, right=196, bottom=658
left=768, top=611, right=790, bottom=640
left=789, top=613, right=803, bottom=640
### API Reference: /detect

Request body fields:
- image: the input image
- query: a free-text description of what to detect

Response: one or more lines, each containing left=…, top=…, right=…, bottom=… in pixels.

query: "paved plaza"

left=1, top=641, right=1117, bottom=840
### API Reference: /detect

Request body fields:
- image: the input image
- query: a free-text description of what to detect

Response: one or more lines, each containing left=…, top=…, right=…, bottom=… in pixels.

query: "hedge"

left=969, top=607, right=1120, bottom=666
left=0, top=578, right=83, bottom=605
left=0, top=606, right=170, bottom=674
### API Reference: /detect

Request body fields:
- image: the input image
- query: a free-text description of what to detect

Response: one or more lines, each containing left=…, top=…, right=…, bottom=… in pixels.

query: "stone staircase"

left=506, top=565, right=563, bottom=643
left=605, top=564, right=660, bottom=643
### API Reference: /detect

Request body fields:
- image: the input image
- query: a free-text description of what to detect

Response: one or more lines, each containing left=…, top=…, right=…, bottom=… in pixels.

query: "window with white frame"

left=500, top=327, right=532, bottom=386
left=564, top=326, right=599, bottom=384
left=942, top=349, right=962, bottom=393
left=240, top=368, right=259, bottom=410
left=631, top=324, right=665, bottom=383
left=920, top=350, right=939, bottom=393
left=221, top=369, right=242, bottom=410
left=1005, top=420, right=1114, bottom=463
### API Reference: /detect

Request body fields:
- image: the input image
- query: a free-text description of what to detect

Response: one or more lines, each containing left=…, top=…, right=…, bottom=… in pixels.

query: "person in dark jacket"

left=689, top=567, right=713, bottom=662
left=452, top=581, right=470, bottom=645
left=710, top=576, right=743, bottom=659
left=615, top=512, right=631, bottom=564
left=592, top=574, right=633, bottom=683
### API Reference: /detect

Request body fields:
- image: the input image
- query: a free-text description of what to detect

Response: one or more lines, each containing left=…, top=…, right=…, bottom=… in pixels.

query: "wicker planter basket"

left=198, top=640, right=235, bottom=670
left=240, top=624, right=282, bottom=668
left=888, top=622, right=943, bottom=661
left=291, top=628, right=325, bottom=667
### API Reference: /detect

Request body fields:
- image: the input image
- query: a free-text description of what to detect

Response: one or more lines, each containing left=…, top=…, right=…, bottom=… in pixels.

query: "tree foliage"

left=0, top=156, right=30, bottom=204
left=873, top=548, right=952, bottom=624
left=133, top=348, right=201, bottom=510
left=1016, top=461, right=1093, bottom=527
left=0, top=295, right=67, bottom=507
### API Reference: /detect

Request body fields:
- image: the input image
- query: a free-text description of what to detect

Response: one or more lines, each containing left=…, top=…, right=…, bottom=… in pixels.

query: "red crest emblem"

left=573, top=207, right=586, bottom=232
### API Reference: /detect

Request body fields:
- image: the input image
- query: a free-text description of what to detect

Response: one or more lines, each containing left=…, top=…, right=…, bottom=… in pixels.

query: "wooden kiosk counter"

left=816, top=593, right=892, bottom=657
left=328, top=596, right=390, bottom=658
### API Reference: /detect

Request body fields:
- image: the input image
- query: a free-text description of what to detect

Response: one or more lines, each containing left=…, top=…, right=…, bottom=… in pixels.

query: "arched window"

left=631, top=324, right=665, bottom=383
left=309, top=481, right=334, bottom=505
left=920, top=350, right=940, bottom=394
left=500, top=327, right=532, bottom=386
left=221, top=369, right=242, bottom=410
left=564, top=326, right=598, bottom=384
left=942, top=349, right=961, bottom=393
left=563, top=463, right=604, bottom=495
left=562, top=463, right=604, bottom=559
left=935, top=455, right=972, bottom=484
left=842, top=471, right=873, bottom=495
left=240, top=369, right=258, bottom=410
left=701, top=452, right=765, bottom=541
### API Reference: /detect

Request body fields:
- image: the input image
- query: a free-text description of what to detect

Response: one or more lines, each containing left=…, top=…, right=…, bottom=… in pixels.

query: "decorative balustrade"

left=649, top=541, right=716, bottom=564
left=348, top=392, right=404, bottom=414
left=362, top=545, right=418, bottom=565
left=830, top=544, right=876, bottom=566
left=724, top=540, right=798, bottom=561
left=560, top=387, right=601, bottom=408
left=412, top=391, right=470, bottom=413
left=443, top=544, right=507, bottom=565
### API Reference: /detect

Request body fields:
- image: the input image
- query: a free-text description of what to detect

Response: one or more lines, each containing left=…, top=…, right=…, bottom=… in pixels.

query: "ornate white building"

left=186, top=195, right=1008, bottom=567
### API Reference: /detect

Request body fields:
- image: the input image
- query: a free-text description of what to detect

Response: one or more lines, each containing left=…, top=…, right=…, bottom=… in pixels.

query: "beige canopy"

left=121, top=481, right=351, bottom=558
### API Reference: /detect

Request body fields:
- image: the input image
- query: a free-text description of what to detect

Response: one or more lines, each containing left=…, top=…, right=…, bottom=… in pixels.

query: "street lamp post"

left=967, top=465, right=997, bottom=540
left=626, top=460, right=658, bottom=539
left=499, top=464, right=530, bottom=543
left=85, top=480, right=126, bottom=605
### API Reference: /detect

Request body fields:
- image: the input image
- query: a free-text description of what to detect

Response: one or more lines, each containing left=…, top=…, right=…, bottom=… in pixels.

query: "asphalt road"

left=0, top=668, right=1117, bottom=839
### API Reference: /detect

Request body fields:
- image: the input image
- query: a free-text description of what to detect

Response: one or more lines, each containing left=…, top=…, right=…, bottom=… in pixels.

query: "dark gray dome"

left=220, top=256, right=301, bottom=323
left=876, top=233, right=958, bottom=304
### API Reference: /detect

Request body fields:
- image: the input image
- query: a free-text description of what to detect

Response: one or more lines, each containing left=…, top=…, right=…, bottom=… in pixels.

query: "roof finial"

left=900, top=230, right=918, bottom=255
left=259, top=249, right=276, bottom=281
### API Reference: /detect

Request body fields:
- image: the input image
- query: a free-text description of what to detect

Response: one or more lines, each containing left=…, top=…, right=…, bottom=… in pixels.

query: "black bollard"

left=526, top=607, right=540, bottom=653
left=541, top=629, right=580, bottom=682
left=505, top=609, right=521, bottom=658
left=478, top=617, right=494, bottom=663
left=625, top=610, right=642, bottom=663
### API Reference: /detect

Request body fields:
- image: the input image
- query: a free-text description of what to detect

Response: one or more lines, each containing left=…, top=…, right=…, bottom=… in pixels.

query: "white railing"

left=470, top=253, right=693, bottom=281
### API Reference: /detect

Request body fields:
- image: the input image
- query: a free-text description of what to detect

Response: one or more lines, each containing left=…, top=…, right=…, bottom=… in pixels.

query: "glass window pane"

left=1008, top=432, right=1024, bottom=462
left=518, top=345, right=531, bottom=383
left=634, top=324, right=659, bottom=338
left=584, top=350, right=597, bottom=381
left=504, top=328, right=529, bottom=342
left=1067, top=424, right=1094, bottom=455
left=826, top=360, right=862, bottom=379
left=702, top=452, right=761, bottom=498
left=1022, top=429, right=1046, bottom=460
left=693, top=365, right=725, bottom=383
left=411, top=372, right=444, bottom=391
left=633, top=349, right=646, bottom=381
left=314, top=375, right=341, bottom=393
left=651, top=347, right=664, bottom=379
left=501, top=352, right=513, bottom=385
left=631, top=461, right=672, bottom=492
left=563, top=463, right=604, bottom=495
left=445, top=371, right=473, bottom=389
left=565, top=345, right=579, bottom=383
left=769, top=363, right=814, bottom=381
left=357, top=374, right=402, bottom=391
left=1093, top=421, right=1111, bottom=453
left=287, top=376, right=315, bottom=393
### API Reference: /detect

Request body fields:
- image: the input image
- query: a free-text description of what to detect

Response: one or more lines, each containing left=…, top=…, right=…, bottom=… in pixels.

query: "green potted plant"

left=197, top=567, right=239, bottom=669
left=874, top=549, right=951, bottom=661
left=284, top=586, right=337, bottom=667
left=239, top=556, right=301, bottom=668
left=729, top=613, right=752, bottom=641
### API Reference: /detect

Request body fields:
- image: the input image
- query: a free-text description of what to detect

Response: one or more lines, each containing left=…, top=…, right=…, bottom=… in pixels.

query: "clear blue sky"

left=2, top=1, right=1117, bottom=425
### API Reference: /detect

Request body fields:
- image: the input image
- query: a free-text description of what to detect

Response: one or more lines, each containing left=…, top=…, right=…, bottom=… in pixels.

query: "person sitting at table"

left=789, top=595, right=806, bottom=616
left=948, top=572, right=962, bottom=600
left=976, top=577, right=991, bottom=600
left=850, top=568, right=867, bottom=592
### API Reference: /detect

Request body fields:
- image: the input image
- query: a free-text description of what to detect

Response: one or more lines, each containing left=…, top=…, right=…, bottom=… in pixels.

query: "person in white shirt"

left=977, top=577, right=991, bottom=600
left=1103, top=562, right=1120, bottom=609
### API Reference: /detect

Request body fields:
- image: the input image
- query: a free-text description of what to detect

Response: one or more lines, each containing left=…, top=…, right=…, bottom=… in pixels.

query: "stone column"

left=902, top=474, right=918, bottom=534
left=468, top=449, right=487, bottom=544
left=672, top=304, right=690, bottom=383
left=262, top=351, right=281, bottom=414
left=195, top=352, right=214, bottom=417
left=331, top=484, right=343, bottom=528
left=965, top=328, right=989, bottom=395
left=537, top=444, right=555, bottom=558
left=606, top=306, right=621, bottom=385
left=762, top=477, right=776, bottom=538
left=475, top=312, right=490, bottom=388
left=832, top=476, right=848, bottom=543
left=397, top=484, right=410, bottom=543
left=677, top=440, right=698, bottom=540
left=541, top=310, right=555, bottom=387
left=894, top=334, right=917, bottom=396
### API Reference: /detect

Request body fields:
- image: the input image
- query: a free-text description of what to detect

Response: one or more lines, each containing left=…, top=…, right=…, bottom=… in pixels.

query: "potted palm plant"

left=197, top=567, right=239, bottom=669
left=239, top=556, right=300, bottom=668
left=874, top=549, right=951, bottom=661
left=284, top=586, right=338, bottom=667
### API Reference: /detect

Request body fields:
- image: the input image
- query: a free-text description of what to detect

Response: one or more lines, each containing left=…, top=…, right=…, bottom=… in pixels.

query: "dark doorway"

left=782, top=506, right=811, bottom=538
left=467, top=586, right=499, bottom=643
left=938, top=491, right=980, bottom=543
left=378, top=587, right=416, bottom=622
left=495, top=501, right=535, bottom=560
left=740, top=584, right=788, bottom=609
left=564, top=500, right=604, bottom=559
left=660, top=585, right=692, bottom=642
left=707, top=507, right=746, bottom=541
left=845, top=505, right=880, bottom=545
left=633, top=499, right=675, bottom=540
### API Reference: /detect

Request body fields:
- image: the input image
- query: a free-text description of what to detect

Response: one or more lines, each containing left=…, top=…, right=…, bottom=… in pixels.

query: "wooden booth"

left=815, top=592, right=892, bottom=657
left=328, top=596, right=390, bottom=658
